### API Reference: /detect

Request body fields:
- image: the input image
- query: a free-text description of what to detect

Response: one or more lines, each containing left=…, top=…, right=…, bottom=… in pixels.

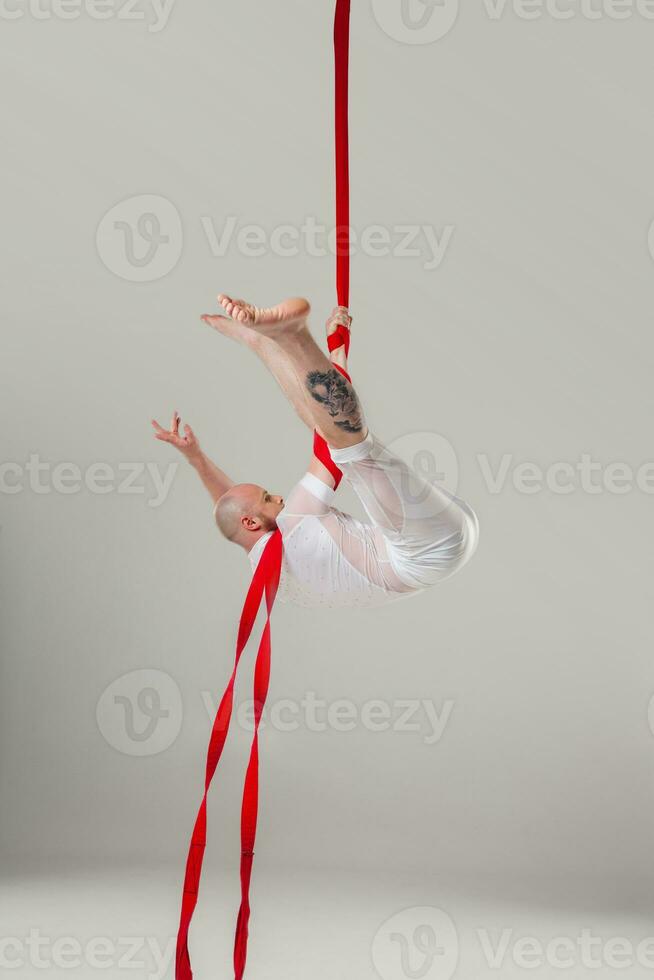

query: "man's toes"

left=217, top=293, right=256, bottom=323
left=220, top=295, right=238, bottom=316
left=232, top=301, right=251, bottom=321
left=232, top=303, right=252, bottom=323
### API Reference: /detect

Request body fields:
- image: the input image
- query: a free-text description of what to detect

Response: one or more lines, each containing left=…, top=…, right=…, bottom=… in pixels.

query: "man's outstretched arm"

left=152, top=412, right=235, bottom=502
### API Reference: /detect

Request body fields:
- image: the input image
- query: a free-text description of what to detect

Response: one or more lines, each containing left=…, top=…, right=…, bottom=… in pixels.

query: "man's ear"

left=241, top=515, right=260, bottom=532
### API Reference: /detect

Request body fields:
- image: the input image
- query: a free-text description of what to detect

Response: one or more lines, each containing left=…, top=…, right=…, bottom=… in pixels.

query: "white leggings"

left=329, top=431, right=479, bottom=590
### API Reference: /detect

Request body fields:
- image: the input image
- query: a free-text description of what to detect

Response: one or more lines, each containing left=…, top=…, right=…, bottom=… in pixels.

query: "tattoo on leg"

left=305, top=369, right=364, bottom=434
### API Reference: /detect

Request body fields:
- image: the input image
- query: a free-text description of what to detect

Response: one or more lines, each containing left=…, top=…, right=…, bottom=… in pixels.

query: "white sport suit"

left=248, top=431, right=479, bottom=610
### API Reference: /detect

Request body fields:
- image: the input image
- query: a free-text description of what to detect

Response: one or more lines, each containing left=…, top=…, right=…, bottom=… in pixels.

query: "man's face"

left=240, top=484, right=284, bottom=532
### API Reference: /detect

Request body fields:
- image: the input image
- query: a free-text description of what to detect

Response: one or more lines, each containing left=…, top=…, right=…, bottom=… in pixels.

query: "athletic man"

left=152, top=295, right=478, bottom=609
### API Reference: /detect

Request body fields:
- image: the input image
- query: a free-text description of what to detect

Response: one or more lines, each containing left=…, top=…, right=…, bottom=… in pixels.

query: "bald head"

left=214, top=483, right=284, bottom=548
left=213, top=488, right=245, bottom=542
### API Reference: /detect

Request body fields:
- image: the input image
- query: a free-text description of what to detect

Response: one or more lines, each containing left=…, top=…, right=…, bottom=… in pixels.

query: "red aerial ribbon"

left=174, top=530, right=282, bottom=980
left=313, top=429, right=345, bottom=489
left=174, top=2, right=352, bottom=976
left=334, top=0, right=351, bottom=311
left=318, top=0, right=353, bottom=488
left=327, top=324, right=352, bottom=360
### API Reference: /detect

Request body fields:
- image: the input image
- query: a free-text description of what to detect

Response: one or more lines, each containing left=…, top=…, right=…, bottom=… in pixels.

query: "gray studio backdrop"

left=2, top=0, right=653, bottom=889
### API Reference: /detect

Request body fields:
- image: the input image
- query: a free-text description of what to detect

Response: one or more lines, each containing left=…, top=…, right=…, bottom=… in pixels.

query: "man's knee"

left=449, top=504, right=479, bottom=576
left=428, top=503, right=479, bottom=582
left=389, top=501, right=479, bottom=589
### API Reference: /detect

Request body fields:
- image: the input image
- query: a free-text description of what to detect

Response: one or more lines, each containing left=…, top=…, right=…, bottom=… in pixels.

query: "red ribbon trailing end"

left=174, top=530, right=282, bottom=980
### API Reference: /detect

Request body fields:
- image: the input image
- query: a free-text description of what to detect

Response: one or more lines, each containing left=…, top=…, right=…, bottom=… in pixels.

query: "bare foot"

left=214, top=293, right=311, bottom=337
left=201, top=301, right=260, bottom=348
